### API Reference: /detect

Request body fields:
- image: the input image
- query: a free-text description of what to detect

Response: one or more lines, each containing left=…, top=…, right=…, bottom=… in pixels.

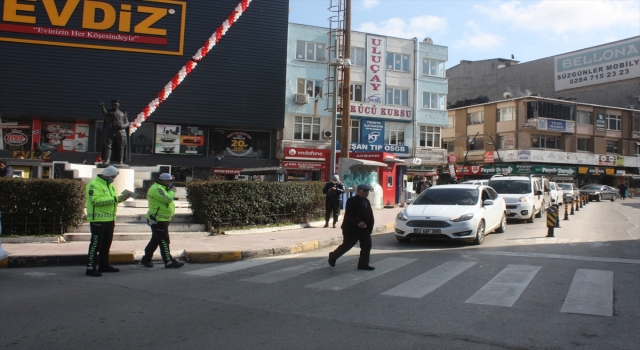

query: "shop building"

left=444, top=96, right=640, bottom=189
left=446, top=36, right=640, bottom=109
left=280, top=23, right=448, bottom=204
left=0, top=0, right=288, bottom=180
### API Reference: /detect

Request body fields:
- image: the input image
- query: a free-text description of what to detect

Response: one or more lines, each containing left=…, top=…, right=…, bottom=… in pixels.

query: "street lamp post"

left=460, top=131, right=479, bottom=183
left=486, top=134, right=503, bottom=173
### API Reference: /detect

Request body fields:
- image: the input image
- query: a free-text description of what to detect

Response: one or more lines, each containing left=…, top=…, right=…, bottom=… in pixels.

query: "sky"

left=288, top=0, right=640, bottom=68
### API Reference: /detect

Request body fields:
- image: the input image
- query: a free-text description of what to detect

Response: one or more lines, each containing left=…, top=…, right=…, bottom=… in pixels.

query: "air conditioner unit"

left=294, top=93, right=309, bottom=104
left=626, top=105, right=636, bottom=109
left=323, top=130, right=332, bottom=138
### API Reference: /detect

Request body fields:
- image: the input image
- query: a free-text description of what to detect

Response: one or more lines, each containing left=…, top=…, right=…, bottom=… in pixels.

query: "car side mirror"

left=536, top=190, right=543, bottom=196
left=483, top=199, right=494, bottom=206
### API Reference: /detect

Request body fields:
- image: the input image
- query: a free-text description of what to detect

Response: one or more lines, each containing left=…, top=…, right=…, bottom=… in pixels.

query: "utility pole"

left=340, top=0, right=351, bottom=160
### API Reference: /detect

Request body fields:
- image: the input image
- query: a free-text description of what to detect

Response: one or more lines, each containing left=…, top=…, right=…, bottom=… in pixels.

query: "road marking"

left=381, top=261, right=476, bottom=298
left=465, top=264, right=541, bottom=307
left=473, top=251, right=640, bottom=265
left=561, top=269, right=613, bottom=317
left=305, top=257, right=416, bottom=291
left=242, top=256, right=358, bottom=284
left=182, top=255, right=297, bottom=277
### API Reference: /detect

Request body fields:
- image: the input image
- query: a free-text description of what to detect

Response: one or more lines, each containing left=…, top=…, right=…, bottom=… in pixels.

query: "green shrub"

left=0, top=178, right=85, bottom=235
left=186, top=181, right=325, bottom=229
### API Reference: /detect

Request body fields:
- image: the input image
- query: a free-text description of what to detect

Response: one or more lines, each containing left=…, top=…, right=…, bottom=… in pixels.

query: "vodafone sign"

left=284, top=147, right=330, bottom=160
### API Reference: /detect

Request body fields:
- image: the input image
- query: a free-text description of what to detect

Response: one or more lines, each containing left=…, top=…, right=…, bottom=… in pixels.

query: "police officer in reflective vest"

left=140, top=173, right=184, bottom=268
left=85, top=165, right=131, bottom=277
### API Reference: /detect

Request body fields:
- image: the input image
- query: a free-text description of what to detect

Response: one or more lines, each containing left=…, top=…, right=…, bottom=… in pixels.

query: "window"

left=577, top=138, right=591, bottom=151
left=385, top=122, right=405, bottom=145
left=210, top=129, right=271, bottom=159
left=294, top=116, right=321, bottom=141
left=296, top=41, right=326, bottom=62
left=531, top=134, right=559, bottom=149
left=386, top=87, right=409, bottom=106
left=297, top=78, right=323, bottom=99
left=442, top=141, right=455, bottom=152
left=386, top=52, right=410, bottom=72
left=607, top=114, right=621, bottom=130
left=350, top=47, right=365, bottom=66
left=447, top=115, right=455, bottom=128
left=423, top=59, right=445, bottom=77
left=468, top=138, right=484, bottom=151
left=497, top=107, right=515, bottom=122
left=340, top=83, right=364, bottom=102
left=336, top=119, right=360, bottom=143
left=633, top=115, right=640, bottom=137
left=467, top=111, right=484, bottom=125
left=606, top=140, right=618, bottom=153
left=419, top=126, right=440, bottom=147
left=423, top=92, right=446, bottom=110
left=527, top=101, right=574, bottom=121
left=577, top=110, right=593, bottom=124
left=498, top=135, right=515, bottom=149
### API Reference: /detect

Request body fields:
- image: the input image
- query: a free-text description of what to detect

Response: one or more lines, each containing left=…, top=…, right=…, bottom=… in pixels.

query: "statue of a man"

left=99, top=100, right=129, bottom=164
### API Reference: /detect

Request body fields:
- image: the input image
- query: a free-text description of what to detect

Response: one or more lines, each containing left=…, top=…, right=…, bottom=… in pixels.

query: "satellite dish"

left=503, top=92, right=513, bottom=99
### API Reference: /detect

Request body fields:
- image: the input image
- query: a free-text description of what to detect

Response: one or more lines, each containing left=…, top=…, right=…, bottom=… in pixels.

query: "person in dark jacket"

left=328, top=184, right=375, bottom=270
left=322, top=175, right=345, bottom=228
left=618, top=182, right=628, bottom=200
left=0, top=160, right=14, bottom=178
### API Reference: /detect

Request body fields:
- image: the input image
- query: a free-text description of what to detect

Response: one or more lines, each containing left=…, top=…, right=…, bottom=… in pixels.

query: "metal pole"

left=340, top=0, right=351, bottom=160
left=330, top=64, right=338, bottom=178
left=460, top=132, right=479, bottom=183
left=487, top=134, right=503, bottom=168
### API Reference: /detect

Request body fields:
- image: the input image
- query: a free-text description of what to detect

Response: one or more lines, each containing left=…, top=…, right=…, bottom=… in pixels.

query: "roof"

left=447, top=95, right=639, bottom=112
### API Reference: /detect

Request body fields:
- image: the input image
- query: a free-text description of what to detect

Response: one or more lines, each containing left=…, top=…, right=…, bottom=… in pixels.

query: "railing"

left=0, top=214, right=66, bottom=236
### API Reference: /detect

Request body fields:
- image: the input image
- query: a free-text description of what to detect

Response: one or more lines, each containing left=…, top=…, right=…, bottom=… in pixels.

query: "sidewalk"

left=0, top=208, right=401, bottom=268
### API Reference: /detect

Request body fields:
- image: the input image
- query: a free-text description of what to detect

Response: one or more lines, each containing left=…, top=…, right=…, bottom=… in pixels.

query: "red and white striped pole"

left=130, top=0, right=252, bottom=134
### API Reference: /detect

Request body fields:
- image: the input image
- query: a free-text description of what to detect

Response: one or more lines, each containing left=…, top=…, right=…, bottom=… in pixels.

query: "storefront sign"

left=578, top=166, right=616, bottom=176
left=284, top=147, right=330, bottom=160
left=482, top=164, right=577, bottom=176
left=338, top=142, right=409, bottom=157
left=517, top=149, right=530, bottom=161
left=41, top=122, right=89, bottom=152
left=531, top=165, right=576, bottom=177
left=0, top=0, right=187, bottom=55
left=455, top=166, right=482, bottom=175
left=337, top=104, right=413, bottom=121
left=597, top=155, right=616, bottom=166
left=554, top=37, right=640, bottom=91
left=595, top=113, right=606, bottom=131
left=211, top=168, right=242, bottom=175
left=282, top=161, right=326, bottom=170
left=226, top=131, right=252, bottom=157
left=361, top=120, right=384, bottom=147
left=537, top=118, right=575, bottom=133
left=365, top=35, right=386, bottom=104
left=483, top=152, right=494, bottom=163
left=155, top=124, right=205, bottom=155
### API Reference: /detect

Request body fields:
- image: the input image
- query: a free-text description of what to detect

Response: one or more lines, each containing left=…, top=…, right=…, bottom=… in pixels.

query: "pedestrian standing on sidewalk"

left=322, top=175, right=345, bottom=228
left=85, top=165, right=131, bottom=277
left=0, top=160, right=14, bottom=178
left=416, top=176, right=429, bottom=194
left=328, top=184, right=375, bottom=270
left=618, top=182, right=628, bottom=200
left=140, top=173, right=184, bottom=268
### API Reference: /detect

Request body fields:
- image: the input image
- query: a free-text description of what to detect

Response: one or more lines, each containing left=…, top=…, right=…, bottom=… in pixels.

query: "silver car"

left=580, top=184, right=617, bottom=202
left=556, top=183, right=578, bottom=202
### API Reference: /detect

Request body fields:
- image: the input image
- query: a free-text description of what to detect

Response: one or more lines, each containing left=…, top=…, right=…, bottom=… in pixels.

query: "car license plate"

left=414, top=228, right=441, bottom=234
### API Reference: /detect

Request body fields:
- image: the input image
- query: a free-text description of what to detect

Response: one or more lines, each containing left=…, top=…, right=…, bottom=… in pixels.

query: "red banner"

left=483, top=151, right=494, bottom=163
left=455, top=166, right=483, bottom=175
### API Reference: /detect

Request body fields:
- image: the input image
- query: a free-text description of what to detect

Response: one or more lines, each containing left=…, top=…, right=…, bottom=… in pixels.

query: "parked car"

left=548, top=182, right=562, bottom=205
left=580, top=184, right=617, bottom=202
left=488, top=175, right=544, bottom=223
left=395, top=184, right=506, bottom=245
left=557, top=183, right=579, bottom=203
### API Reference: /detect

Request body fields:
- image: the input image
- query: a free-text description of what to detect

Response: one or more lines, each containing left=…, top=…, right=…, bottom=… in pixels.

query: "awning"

left=239, top=166, right=286, bottom=175
left=383, top=158, right=406, bottom=163
left=343, top=159, right=387, bottom=169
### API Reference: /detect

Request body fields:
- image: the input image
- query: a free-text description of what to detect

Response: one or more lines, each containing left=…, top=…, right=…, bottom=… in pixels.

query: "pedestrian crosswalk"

left=181, top=251, right=618, bottom=317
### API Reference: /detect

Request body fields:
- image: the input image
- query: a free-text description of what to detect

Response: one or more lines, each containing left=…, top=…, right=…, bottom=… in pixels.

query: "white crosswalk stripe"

left=242, top=256, right=358, bottom=284
left=381, top=261, right=477, bottom=298
left=465, top=264, right=541, bottom=307
left=182, top=255, right=298, bottom=277
left=305, top=257, right=416, bottom=291
left=561, top=269, right=613, bottom=317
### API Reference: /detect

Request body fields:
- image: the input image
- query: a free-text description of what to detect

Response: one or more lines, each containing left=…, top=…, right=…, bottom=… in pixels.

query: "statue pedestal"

left=92, top=167, right=135, bottom=193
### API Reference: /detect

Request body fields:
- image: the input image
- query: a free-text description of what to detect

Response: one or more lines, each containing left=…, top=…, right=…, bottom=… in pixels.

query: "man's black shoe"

left=328, top=254, right=336, bottom=267
left=140, top=256, right=154, bottom=268
left=165, top=259, right=184, bottom=268
left=98, top=265, right=120, bottom=273
left=86, top=269, right=102, bottom=277
left=357, top=266, right=375, bottom=271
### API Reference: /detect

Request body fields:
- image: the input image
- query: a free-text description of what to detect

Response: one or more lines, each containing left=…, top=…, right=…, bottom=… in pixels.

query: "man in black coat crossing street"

left=328, top=184, right=375, bottom=270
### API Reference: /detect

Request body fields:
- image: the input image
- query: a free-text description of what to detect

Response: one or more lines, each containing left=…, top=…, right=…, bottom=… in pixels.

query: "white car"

left=488, top=175, right=544, bottom=223
left=548, top=182, right=562, bottom=205
left=461, top=180, right=489, bottom=186
left=557, top=183, right=579, bottom=202
left=395, top=184, right=506, bottom=245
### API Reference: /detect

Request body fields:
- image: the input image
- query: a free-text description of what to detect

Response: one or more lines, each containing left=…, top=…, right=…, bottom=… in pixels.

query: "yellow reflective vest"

left=146, top=182, right=176, bottom=222
left=86, top=177, right=119, bottom=222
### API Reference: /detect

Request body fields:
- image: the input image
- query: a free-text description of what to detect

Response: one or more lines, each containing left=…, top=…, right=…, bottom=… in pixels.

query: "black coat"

left=340, top=195, right=374, bottom=235
left=322, top=182, right=345, bottom=202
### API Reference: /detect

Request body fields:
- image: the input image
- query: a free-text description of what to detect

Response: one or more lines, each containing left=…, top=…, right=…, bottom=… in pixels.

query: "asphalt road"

left=2, top=199, right=639, bottom=349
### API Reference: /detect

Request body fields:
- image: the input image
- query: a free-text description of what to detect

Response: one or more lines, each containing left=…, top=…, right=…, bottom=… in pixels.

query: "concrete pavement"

left=0, top=208, right=401, bottom=268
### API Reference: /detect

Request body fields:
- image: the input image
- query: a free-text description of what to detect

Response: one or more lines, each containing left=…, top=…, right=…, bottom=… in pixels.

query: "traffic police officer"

left=140, top=173, right=184, bottom=268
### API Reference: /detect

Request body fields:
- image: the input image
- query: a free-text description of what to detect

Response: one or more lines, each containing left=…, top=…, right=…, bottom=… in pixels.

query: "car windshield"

left=582, top=185, right=602, bottom=190
left=414, top=188, right=479, bottom=206
left=488, top=180, right=530, bottom=194
left=549, top=183, right=557, bottom=190
left=557, top=183, right=573, bottom=190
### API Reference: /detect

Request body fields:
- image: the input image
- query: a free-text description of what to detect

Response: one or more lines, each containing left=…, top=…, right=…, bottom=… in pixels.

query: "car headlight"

left=518, top=196, right=530, bottom=202
left=450, top=213, right=474, bottom=222
left=396, top=212, right=408, bottom=221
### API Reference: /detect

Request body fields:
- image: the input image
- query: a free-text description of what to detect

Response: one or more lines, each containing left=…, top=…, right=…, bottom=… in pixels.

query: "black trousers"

left=325, top=200, right=341, bottom=223
left=143, top=221, right=173, bottom=263
left=87, top=221, right=115, bottom=268
left=329, top=230, right=372, bottom=268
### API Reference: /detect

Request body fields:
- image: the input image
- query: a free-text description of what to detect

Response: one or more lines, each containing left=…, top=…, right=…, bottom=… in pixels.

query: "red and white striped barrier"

left=130, top=0, right=252, bottom=134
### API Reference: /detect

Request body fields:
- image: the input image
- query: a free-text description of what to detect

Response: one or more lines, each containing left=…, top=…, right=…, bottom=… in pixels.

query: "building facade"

left=281, top=23, right=448, bottom=204
left=447, top=36, right=640, bottom=110
left=0, top=0, right=288, bottom=180
left=444, top=96, right=640, bottom=189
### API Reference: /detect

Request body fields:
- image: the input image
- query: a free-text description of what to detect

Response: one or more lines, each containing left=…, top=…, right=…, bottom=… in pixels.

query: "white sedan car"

left=395, top=184, right=507, bottom=245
